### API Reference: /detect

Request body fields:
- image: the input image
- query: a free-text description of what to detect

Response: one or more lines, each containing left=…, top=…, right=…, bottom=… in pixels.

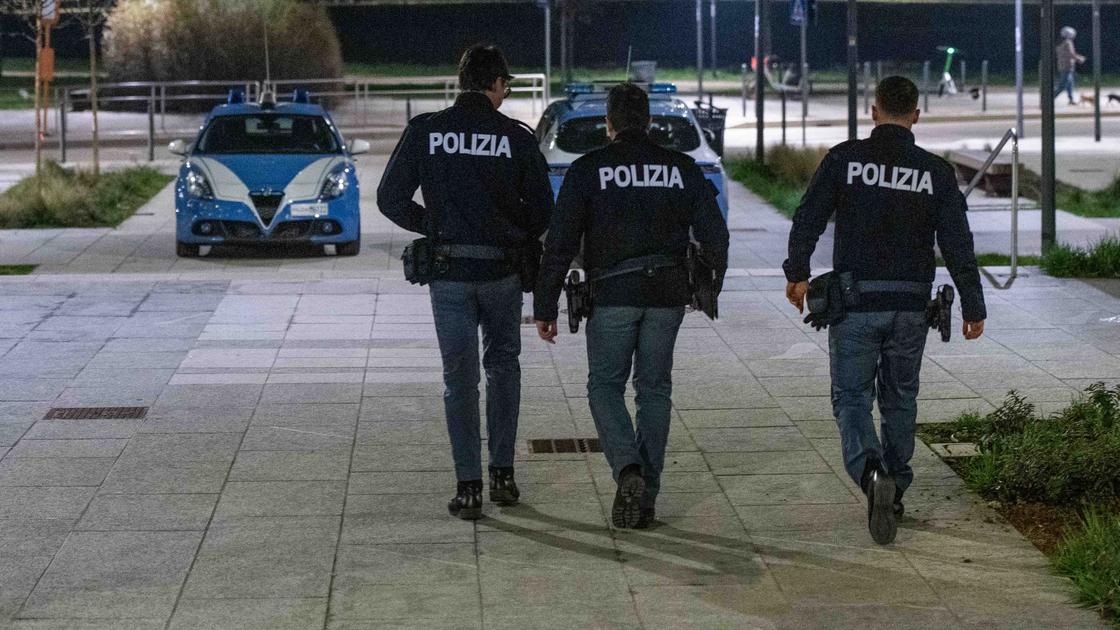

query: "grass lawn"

left=0, top=162, right=172, bottom=229
left=917, top=387, right=1120, bottom=625
left=0, top=265, right=35, bottom=275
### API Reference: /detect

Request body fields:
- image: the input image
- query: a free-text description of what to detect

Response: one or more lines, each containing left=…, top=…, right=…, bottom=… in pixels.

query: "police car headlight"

left=184, top=166, right=214, bottom=200
left=319, top=165, right=350, bottom=201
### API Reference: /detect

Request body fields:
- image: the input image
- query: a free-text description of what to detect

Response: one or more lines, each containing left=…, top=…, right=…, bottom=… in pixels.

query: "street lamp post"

left=1015, top=0, right=1024, bottom=139
left=1092, top=0, right=1101, bottom=142
left=754, top=0, right=765, bottom=162
left=846, top=0, right=857, bottom=140
left=696, top=0, right=704, bottom=95
left=710, top=0, right=718, bottom=73
left=1040, top=0, right=1056, bottom=251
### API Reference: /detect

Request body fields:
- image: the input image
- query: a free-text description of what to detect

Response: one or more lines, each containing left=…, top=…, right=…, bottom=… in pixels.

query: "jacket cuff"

left=782, top=261, right=809, bottom=283
left=533, top=306, right=559, bottom=322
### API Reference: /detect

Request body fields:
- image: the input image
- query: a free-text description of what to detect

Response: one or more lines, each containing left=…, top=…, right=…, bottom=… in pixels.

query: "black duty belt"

left=434, top=244, right=515, bottom=261
left=856, top=280, right=932, bottom=296
left=589, top=255, right=680, bottom=283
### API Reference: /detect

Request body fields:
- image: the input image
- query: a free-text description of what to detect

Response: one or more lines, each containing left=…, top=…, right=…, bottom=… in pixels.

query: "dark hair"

left=458, top=44, right=512, bottom=92
left=607, top=83, right=650, bottom=133
left=875, top=76, right=920, bottom=117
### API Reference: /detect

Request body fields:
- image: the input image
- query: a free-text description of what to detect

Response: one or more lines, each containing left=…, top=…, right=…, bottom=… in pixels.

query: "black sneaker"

left=612, top=465, right=645, bottom=529
left=489, top=467, right=520, bottom=506
left=633, top=507, right=657, bottom=530
left=893, top=487, right=905, bottom=518
left=865, top=469, right=897, bottom=545
left=448, top=480, right=483, bottom=520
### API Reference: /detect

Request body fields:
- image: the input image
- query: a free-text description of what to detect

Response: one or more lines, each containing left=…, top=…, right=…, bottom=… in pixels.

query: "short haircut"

left=875, top=76, right=920, bottom=117
left=458, top=44, right=512, bottom=92
left=607, top=83, right=650, bottom=133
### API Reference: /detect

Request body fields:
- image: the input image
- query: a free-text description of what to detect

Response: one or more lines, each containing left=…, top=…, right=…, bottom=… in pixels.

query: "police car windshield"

left=197, top=114, right=340, bottom=154
left=555, top=115, right=701, bottom=154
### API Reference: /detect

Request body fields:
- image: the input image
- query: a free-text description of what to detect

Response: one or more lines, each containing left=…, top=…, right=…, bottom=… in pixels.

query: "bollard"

left=923, top=60, right=931, bottom=111
left=863, top=61, right=871, bottom=114
left=781, top=89, right=787, bottom=145
left=741, top=63, right=748, bottom=117
left=405, top=97, right=412, bottom=123
left=58, top=88, right=67, bottom=164
left=960, top=59, right=967, bottom=91
left=981, top=60, right=989, bottom=112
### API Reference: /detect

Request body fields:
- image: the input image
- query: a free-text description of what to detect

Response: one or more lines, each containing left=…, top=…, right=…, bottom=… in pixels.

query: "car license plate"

left=291, top=203, right=328, bottom=218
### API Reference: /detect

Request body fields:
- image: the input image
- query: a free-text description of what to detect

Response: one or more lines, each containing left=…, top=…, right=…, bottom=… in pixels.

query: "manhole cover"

left=527, top=438, right=602, bottom=454
left=44, top=407, right=148, bottom=420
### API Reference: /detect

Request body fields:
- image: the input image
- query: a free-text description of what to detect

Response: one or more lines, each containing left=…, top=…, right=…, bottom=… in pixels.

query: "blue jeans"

left=1055, top=71, right=1077, bottom=103
left=829, top=311, right=928, bottom=492
left=430, top=275, right=522, bottom=482
left=586, top=306, right=685, bottom=507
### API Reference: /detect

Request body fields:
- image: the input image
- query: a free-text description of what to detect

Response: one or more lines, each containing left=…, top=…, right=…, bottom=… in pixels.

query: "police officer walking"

left=534, top=83, right=728, bottom=529
left=377, top=45, right=554, bottom=520
left=784, top=76, right=987, bottom=545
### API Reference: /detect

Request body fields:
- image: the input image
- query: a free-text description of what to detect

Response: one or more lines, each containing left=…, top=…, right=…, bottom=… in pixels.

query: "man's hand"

left=963, top=320, right=985, bottom=340
left=786, top=281, right=809, bottom=313
left=536, top=320, right=558, bottom=344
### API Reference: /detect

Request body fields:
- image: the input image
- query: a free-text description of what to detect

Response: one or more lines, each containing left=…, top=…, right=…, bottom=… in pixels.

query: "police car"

left=534, top=83, right=729, bottom=219
left=169, top=90, right=368, bottom=257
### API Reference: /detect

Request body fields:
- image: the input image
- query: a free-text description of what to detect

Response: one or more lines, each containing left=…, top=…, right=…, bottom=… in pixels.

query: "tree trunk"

left=89, top=29, right=100, bottom=178
left=33, top=18, right=42, bottom=181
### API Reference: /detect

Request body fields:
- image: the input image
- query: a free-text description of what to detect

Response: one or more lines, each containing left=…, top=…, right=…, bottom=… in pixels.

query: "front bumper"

left=175, top=196, right=359, bottom=245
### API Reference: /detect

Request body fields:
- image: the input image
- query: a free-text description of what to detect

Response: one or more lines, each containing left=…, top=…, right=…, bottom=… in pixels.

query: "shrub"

left=0, top=162, right=172, bottom=229
left=725, top=145, right=828, bottom=218
left=1041, top=237, right=1120, bottom=278
left=103, top=0, right=342, bottom=85
left=1055, top=508, right=1120, bottom=622
left=957, top=385, right=1120, bottom=505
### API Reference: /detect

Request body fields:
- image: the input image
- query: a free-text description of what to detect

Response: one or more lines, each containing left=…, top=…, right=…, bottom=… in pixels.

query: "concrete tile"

left=8, top=439, right=127, bottom=459
left=168, top=597, right=327, bottom=630
left=214, top=481, right=345, bottom=520
left=259, top=383, right=363, bottom=404
left=156, top=384, right=263, bottom=408
left=690, top=427, right=812, bottom=452
left=77, top=493, right=217, bottom=531
left=678, top=408, right=792, bottom=428
left=705, top=450, right=832, bottom=476
left=718, top=474, right=857, bottom=506
left=0, top=486, right=95, bottom=519
left=23, top=419, right=144, bottom=440
left=0, top=458, right=115, bottom=487
left=183, top=516, right=338, bottom=599
left=329, top=581, right=479, bottom=622
left=0, top=379, right=68, bottom=402
left=20, top=530, right=201, bottom=619
left=229, top=450, right=350, bottom=481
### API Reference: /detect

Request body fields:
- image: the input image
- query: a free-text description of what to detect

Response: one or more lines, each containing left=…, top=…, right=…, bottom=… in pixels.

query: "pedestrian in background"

left=1055, top=26, right=1087, bottom=105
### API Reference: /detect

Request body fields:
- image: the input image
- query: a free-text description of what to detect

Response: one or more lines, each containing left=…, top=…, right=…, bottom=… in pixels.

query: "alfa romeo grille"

left=250, top=193, right=284, bottom=226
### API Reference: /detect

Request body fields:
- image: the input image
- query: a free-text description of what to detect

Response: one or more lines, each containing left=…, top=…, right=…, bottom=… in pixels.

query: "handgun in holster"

left=564, top=269, right=592, bottom=334
left=687, top=243, right=721, bottom=320
left=927, top=284, right=955, bottom=343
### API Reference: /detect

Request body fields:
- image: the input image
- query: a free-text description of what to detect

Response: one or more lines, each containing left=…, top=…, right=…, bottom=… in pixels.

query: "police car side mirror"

left=168, top=139, right=188, bottom=156
left=349, top=139, right=371, bottom=155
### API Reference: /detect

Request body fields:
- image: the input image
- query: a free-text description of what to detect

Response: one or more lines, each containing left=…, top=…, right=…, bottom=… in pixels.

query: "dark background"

left=2, top=1, right=1117, bottom=74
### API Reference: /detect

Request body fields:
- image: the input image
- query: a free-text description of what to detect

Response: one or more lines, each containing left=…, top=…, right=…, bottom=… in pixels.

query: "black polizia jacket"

left=533, top=129, right=729, bottom=322
left=376, top=92, right=555, bottom=281
left=783, top=124, right=987, bottom=321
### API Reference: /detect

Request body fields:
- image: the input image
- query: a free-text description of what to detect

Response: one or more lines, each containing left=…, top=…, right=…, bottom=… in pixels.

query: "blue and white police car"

left=534, top=83, right=729, bottom=219
left=169, top=90, right=368, bottom=257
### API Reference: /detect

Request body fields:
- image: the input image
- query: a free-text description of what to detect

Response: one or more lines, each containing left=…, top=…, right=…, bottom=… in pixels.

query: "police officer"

left=534, top=83, right=729, bottom=529
left=784, top=76, right=987, bottom=545
left=377, top=45, right=554, bottom=520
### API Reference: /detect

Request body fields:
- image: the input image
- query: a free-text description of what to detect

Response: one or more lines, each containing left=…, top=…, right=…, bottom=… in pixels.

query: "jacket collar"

left=870, top=124, right=916, bottom=144
left=454, top=91, right=495, bottom=110
left=613, top=128, right=653, bottom=144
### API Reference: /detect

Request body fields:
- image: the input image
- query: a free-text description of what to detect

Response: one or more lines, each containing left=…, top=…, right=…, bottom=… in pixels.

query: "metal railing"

left=54, top=74, right=550, bottom=162
left=963, top=127, right=1021, bottom=281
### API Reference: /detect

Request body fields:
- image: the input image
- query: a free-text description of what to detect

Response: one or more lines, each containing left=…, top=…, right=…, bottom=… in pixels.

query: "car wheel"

left=337, top=239, right=360, bottom=256
left=176, top=241, right=200, bottom=257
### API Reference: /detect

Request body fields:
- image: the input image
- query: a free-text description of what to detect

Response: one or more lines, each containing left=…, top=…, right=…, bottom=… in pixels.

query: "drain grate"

left=527, top=438, right=602, bottom=454
left=44, top=407, right=148, bottom=420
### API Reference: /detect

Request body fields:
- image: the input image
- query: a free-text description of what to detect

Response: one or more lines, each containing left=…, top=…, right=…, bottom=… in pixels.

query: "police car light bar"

left=649, top=83, right=677, bottom=94
left=227, top=89, right=246, bottom=105
left=565, top=82, right=678, bottom=97
left=292, top=88, right=312, bottom=104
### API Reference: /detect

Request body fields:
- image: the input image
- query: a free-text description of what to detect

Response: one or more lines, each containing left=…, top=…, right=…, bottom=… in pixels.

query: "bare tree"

left=70, top=0, right=112, bottom=178
left=1, top=0, right=44, bottom=177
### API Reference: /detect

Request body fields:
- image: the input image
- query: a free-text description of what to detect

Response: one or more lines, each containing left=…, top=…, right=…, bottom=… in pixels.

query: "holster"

left=564, top=269, right=592, bottom=334
left=402, top=238, right=434, bottom=286
left=804, top=271, right=850, bottom=331
left=687, top=243, right=721, bottom=320
left=926, top=284, right=956, bottom=343
left=519, top=240, right=544, bottom=294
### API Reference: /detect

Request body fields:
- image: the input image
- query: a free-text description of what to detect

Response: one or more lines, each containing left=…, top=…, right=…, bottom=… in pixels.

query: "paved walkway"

left=0, top=164, right=1114, bottom=628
